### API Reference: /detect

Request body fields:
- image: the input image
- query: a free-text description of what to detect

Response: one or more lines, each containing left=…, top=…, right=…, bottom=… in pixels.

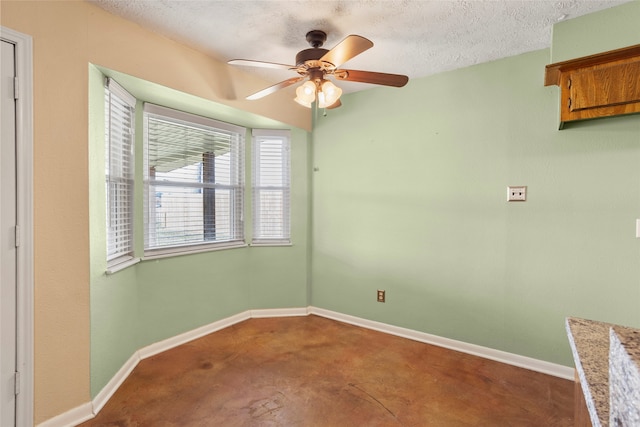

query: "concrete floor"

left=80, top=315, right=574, bottom=426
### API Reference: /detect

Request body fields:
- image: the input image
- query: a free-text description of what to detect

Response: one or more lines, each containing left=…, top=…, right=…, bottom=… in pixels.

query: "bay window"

left=143, top=104, right=245, bottom=256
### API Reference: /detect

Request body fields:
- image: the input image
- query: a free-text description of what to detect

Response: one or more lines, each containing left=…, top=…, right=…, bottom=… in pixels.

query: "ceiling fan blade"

left=228, top=59, right=295, bottom=70
left=335, top=69, right=409, bottom=87
left=320, top=35, right=373, bottom=68
left=246, top=77, right=305, bottom=100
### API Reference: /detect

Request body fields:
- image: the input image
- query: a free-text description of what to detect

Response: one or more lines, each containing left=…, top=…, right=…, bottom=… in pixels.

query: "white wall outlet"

left=507, top=186, right=527, bottom=202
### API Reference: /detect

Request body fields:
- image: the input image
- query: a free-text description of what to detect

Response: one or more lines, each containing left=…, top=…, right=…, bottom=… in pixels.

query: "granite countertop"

left=566, top=317, right=612, bottom=427
left=609, top=326, right=640, bottom=426
left=611, top=326, right=640, bottom=366
left=566, top=317, right=640, bottom=427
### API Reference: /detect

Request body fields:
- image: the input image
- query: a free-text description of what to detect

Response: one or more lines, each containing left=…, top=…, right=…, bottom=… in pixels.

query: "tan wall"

left=0, top=0, right=309, bottom=423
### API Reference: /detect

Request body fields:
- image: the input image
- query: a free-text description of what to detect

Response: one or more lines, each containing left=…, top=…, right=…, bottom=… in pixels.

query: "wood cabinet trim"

left=545, top=44, right=640, bottom=87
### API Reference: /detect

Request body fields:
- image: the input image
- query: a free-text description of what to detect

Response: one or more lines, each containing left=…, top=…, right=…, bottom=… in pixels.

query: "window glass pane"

left=144, top=105, right=245, bottom=252
left=252, top=130, right=290, bottom=243
left=105, top=79, right=135, bottom=261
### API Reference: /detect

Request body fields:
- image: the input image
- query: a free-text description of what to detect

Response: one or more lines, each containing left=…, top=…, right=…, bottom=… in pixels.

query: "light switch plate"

left=507, top=186, right=527, bottom=202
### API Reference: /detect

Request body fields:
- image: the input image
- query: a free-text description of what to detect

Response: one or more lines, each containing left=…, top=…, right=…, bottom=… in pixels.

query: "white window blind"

left=144, top=104, right=245, bottom=254
left=105, top=78, right=136, bottom=263
left=252, top=129, right=291, bottom=244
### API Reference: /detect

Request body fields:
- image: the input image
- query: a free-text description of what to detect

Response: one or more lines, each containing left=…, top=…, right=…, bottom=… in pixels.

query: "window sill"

left=143, top=241, right=248, bottom=260
left=106, top=256, right=141, bottom=275
left=250, top=240, right=292, bottom=247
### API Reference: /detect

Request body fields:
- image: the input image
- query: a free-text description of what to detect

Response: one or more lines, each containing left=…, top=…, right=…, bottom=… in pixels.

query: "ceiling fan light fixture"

left=295, top=80, right=316, bottom=107
left=230, top=31, right=408, bottom=108
left=294, top=95, right=312, bottom=108
left=318, top=80, right=342, bottom=108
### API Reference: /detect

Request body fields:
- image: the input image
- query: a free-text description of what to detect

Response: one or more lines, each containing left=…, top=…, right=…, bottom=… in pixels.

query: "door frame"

left=1, top=26, right=34, bottom=427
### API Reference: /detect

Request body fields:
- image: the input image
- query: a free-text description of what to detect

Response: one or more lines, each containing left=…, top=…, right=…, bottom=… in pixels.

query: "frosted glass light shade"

left=318, top=80, right=342, bottom=108
left=294, top=81, right=316, bottom=108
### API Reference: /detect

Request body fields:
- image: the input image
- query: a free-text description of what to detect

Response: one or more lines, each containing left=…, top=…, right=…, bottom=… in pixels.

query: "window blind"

left=143, top=104, right=245, bottom=253
left=252, top=129, right=291, bottom=244
left=105, top=78, right=136, bottom=262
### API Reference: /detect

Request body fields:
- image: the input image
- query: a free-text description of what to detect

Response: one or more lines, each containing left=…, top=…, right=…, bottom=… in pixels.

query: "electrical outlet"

left=377, top=290, right=385, bottom=303
left=507, top=186, right=527, bottom=202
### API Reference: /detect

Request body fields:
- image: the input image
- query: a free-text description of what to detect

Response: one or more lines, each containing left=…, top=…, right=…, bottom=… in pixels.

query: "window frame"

left=142, top=103, right=247, bottom=258
left=251, top=129, right=291, bottom=246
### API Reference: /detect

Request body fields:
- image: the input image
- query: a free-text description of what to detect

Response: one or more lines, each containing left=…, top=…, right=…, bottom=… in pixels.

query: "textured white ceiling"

left=89, top=0, right=631, bottom=95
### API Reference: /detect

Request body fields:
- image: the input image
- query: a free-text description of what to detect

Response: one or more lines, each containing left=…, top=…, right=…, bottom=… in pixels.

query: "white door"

left=0, top=38, right=18, bottom=427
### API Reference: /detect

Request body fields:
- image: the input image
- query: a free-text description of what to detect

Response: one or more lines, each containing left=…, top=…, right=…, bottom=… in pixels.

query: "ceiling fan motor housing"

left=295, top=48, right=329, bottom=67
left=296, top=30, right=331, bottom=67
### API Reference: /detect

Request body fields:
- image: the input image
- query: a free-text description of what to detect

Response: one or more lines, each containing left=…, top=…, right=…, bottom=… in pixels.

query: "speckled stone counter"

left=566, top=317, right=612, bottom=427
left=566, top=317, right=640, bottom=427
left=609, top=326, right=640, bottom=427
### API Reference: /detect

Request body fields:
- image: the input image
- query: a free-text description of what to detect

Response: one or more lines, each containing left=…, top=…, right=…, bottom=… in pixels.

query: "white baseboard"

left=251, top=307, right=309, bottom=318
left=46, top=306, right=573, bottom=426
left=36, top=402, right=93, bottom=427
left=92, top=352, right=140, bottom=415
left=308, top=306, right=574, bottom=380
left=138, top=310, right=252, bottom=360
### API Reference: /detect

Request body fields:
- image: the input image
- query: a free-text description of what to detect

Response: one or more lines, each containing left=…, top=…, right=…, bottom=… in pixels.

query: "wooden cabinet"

left=545, top=45, right=640, bottom=128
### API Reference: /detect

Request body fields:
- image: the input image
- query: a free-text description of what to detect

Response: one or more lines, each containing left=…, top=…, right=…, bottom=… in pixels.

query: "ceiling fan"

left=228, top=30, right=409, bottom=109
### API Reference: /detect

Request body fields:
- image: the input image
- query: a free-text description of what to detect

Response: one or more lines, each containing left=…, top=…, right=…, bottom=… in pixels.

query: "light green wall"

left=551, top=0, right=640, bottom=62
left=88, top=2, right=639, bottom=397
left=88, top=64, right=140, bottom=396
left=311, top=47, right=640, bottom=366
left=88, top=67, right=311, bottom=396
left=248, top=128, right=311, bottom=310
